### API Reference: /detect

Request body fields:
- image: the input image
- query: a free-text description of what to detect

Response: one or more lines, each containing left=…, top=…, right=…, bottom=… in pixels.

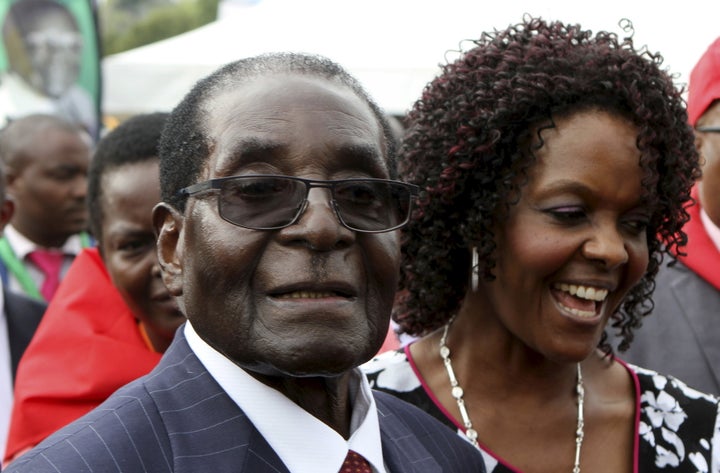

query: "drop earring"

left=471, top=246, right=479, bottom=292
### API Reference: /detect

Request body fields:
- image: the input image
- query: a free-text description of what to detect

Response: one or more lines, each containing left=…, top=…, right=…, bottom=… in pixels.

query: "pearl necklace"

left=439, top=317, right=585, bottom=472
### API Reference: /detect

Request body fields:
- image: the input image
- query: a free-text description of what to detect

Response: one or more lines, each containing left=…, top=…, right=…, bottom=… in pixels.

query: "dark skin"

left=696, top=100, right=720, bottom=228
left=154, top=73, right=400, bottom=437
left=99, top=161, right=184, bottom=353
left=0, top=181, right=15, bottom=235
left=5, top=127, right=89, bottom=248
left=409, top=111, right=640, bottom=472
left=412, top=331, right=634, bottom=472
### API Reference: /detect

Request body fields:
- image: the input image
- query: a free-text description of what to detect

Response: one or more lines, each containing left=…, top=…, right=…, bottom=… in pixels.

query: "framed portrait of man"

left=0, top=0, right=101, bottom=139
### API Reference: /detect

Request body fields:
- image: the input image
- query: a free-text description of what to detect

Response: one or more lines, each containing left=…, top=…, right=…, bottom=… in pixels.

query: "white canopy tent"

left=102, top=0, right=719, bottom=118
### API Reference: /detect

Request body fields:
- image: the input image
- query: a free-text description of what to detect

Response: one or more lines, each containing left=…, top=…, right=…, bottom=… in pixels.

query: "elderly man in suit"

left=0, top=165, right=46, bottom=461
left=4, top=53, right=486, bottom=472
left=613, top=37, right=720, bottom=394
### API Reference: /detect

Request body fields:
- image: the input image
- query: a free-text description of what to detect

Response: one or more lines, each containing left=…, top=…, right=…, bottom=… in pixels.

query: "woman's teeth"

left=554, top=283, right=608, bottom=301
left=553, top=283, right=609, bottom=318
left=561, top=306, right=596, bottom=318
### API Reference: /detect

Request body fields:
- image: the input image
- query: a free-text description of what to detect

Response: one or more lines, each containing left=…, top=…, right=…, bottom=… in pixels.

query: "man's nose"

left=71, top=174, right=88, bottom=198
left=276, top=188, right=354, bottom=250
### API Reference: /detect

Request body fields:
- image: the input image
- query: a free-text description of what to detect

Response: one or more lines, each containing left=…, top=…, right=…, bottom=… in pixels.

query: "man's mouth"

left=552, top=283, right=609, bottom=318
left=276, top=290, right=341, bottom=299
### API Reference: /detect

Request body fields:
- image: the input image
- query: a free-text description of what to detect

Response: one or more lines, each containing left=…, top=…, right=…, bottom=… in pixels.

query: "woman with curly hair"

left=363, top=16, right=718, bottom=473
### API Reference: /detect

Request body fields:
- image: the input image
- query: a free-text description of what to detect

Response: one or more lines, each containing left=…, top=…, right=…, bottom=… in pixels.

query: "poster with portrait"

left=0, top=0, right=101, bottom=139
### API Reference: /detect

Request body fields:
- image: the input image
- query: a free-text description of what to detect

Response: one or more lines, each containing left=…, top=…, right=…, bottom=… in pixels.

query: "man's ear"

left=694, top=130, right=708, bottom=171
left=153, top=202, right=184, bottom=296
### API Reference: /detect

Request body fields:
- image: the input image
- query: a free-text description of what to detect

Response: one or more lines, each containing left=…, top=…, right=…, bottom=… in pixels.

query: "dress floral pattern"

left=362, top=348, right=720, bottom=472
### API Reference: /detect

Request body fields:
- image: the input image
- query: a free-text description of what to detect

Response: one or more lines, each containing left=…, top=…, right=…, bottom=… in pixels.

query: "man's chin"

left=64, top=222, right=90, bottom=235
left=242, top=356, right=362, bottom=380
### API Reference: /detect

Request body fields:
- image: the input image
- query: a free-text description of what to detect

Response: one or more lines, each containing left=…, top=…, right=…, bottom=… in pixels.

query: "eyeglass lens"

left=216, top=176, right=411, bottom=232
left=696, top=126, right=720, bottom=133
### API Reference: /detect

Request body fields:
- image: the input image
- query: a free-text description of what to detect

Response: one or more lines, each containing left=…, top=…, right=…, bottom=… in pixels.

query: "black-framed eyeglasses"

left=179, top=174, right=420, bottom=233
left=696, top=126, right=720, bottom=133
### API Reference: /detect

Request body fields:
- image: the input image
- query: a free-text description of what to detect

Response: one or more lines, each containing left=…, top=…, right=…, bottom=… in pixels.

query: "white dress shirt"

left=184, top=322, right=387, bottom=473
left=3, top=225, right=84, bottom=296
left=700, top=208, right=720, bottom=253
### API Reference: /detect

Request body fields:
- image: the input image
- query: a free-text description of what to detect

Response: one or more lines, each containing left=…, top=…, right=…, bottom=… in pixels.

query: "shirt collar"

left=700, top=207, right=720, bottom=253
left=184, top=322, right=386, bottom=473
left=5, top=225, right=84, bottom=259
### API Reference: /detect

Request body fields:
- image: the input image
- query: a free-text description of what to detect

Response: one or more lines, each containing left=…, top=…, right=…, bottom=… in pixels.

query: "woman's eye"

left=546, top=207, right=586, bottom=222
left=622, top=218, right=649, bottom=235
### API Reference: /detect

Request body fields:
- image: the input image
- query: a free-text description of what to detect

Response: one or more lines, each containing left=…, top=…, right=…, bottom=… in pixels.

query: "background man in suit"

left=3, top=113, right=184, bottom=464
left=0, top=113, right=92, bottom=302
left=613, top=37, right=720, bottom=394
left=0, top=163, right=46, bottom=463
left=4, top=53, right=486, bottom=472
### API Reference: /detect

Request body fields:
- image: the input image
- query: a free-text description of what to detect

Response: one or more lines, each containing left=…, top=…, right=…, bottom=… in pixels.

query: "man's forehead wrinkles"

left=208, top=137, right=284, bottom=173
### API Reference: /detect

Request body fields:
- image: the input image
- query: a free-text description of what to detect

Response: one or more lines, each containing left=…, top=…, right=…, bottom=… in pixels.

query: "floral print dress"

left=362, top=348, right=720, bottom=472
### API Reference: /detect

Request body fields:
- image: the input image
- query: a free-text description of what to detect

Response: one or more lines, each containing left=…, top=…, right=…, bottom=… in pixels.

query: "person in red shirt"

left=4, top=113, right=185, bottom=463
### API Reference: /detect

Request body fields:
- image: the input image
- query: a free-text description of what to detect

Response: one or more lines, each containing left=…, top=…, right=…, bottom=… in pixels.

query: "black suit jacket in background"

left=4, top=288, right=46, bottom=381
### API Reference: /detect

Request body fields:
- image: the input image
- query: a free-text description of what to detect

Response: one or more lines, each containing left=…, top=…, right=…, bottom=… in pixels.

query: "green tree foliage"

left=100, top=0, right=219, bottom=56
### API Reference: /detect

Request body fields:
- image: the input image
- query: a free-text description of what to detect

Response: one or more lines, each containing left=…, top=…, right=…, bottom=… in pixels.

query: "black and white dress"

left=363, top=347, right=720, bottom=472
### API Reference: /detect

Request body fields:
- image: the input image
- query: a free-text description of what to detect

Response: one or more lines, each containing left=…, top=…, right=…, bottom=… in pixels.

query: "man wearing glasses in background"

left=611, top=37, right=720, bottom=395
left=3, top=53, right=486, bottom=472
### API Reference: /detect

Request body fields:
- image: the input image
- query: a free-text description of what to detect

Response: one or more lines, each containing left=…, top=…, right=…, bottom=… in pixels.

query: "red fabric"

left=339, top=450, right=372, bottom=473
left=376, top=322, right=400, bottom=354
left=27, top=250, right=64, bottom=300
left=687, top=36, right=720, bottom=126
left=4, top=248, right=162, bottom=462
left=675, top=186, right=720, bottom=291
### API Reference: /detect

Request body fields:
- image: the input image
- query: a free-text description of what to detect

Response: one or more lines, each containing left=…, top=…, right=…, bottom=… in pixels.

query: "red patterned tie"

left=27, top=249, right=65, bottom=300
left=339, top=450, right=372, bottom=473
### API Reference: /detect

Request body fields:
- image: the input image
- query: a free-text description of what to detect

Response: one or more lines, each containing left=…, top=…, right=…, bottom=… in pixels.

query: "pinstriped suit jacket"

left=4, top=329, right=485, bottom=472
left=612, top=259, right=720, bottom=395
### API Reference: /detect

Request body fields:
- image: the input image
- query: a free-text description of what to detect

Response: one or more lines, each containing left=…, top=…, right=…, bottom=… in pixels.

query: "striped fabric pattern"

left=5, top=329, right=485, bottom=472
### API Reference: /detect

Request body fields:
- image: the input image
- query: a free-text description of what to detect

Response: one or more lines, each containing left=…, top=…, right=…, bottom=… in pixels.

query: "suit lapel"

left=667, top=270, right=720, bottom=390
left=4, top=288, right=44, bottom=379
left=375, top=395, right=443, bottom=473
left=146, top=331, right=290, bottom=473
left=238, top=430, right=291, bottom=473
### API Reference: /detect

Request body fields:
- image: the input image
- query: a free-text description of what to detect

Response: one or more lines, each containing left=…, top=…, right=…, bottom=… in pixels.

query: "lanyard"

left=0, top=232, right=93, bottom=301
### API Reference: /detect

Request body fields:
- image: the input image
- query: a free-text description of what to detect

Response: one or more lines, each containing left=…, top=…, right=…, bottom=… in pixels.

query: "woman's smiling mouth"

left=551, top=283, right=609, bottom=318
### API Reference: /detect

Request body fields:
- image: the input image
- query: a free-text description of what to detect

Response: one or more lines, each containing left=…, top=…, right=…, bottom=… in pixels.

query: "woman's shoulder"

left=362, top=345, right=459, bottom=433
left=625, top=363, right=720, bottom=470
left=628, top=363, right=720, bottom=408
left=361, top=348, right=422, bottom=393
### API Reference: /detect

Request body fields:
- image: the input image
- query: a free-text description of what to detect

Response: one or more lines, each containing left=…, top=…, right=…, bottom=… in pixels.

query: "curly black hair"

left=158, top=52, right=396, bottom=212
left=87, top=112, right=168, bottom=243
left=395, top=16, right=701, bottom=353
